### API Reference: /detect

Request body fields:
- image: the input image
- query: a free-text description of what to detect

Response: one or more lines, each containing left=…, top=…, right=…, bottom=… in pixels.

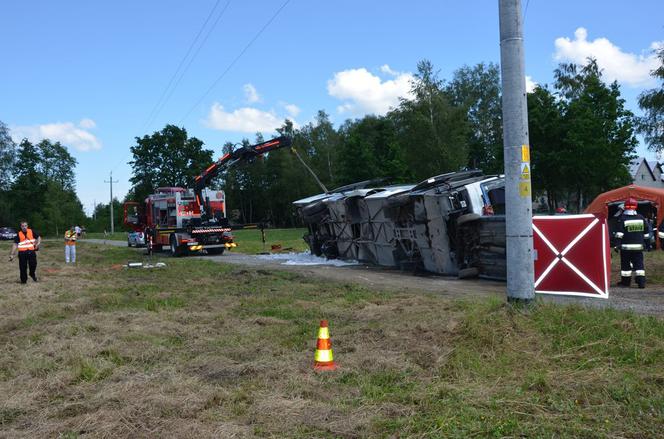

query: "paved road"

left=81, top=239, right=664, bottom=316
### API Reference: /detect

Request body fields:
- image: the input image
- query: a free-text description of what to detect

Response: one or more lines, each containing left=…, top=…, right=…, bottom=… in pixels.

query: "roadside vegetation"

left=83, top=228, right=309, bottom=254
left=1, top=242, right=662, bottom=438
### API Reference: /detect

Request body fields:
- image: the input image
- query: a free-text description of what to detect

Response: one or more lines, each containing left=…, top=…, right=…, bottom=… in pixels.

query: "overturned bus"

left=293, top=171, right=507, bottom=280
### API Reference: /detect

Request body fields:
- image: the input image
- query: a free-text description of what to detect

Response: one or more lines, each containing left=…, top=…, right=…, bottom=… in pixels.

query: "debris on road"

left=257, top=251, right=359, bottom=266
left=125, top=261, right=167, bottom=269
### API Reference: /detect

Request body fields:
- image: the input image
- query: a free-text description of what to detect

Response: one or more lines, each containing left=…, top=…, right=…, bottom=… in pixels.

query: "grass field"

left=0, top=242, right=662, bottom=438
left=83, top=228, right=309, bottom=255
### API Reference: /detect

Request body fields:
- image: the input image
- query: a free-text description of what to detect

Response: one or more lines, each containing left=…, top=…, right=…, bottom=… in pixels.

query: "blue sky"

left=1, top=0, right=662, bottom=214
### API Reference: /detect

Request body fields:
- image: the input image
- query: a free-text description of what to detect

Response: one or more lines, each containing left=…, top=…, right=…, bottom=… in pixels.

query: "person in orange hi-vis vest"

left=64, top=225, right=77, bottom=264
left=8, top=221, right=42, bottom=284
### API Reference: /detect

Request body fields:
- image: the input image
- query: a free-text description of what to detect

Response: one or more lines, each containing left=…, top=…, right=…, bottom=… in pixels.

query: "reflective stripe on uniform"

left=659, top=231, right=664, bottom=239
left=624, top=219, right=644, bottom=229
left=635, top=270, right=646, bottom=276
left=621, top=270, right=632, bottom=277
left=614, top=232, right=624, bottom=238
left=621, top=243, right=644, bottom=250
left=65, top=231, right=77, bottom=245
left=17, top=240, right=36, bottom=249
left=17, top=230, right=36, bottom=251
left=644, top=233, right=650, bottom=239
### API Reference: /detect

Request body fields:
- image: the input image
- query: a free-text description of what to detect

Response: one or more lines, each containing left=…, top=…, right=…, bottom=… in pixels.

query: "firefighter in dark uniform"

left=614, top=198, right=651, bottom=288
left=658, top=219, right=664, bottom=250
left=8, top=221, right=42, bottom=284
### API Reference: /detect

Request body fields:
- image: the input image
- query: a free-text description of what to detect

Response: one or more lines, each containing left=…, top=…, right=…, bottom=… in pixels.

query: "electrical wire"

left=111, top=0, right=231, bottom=174
left=145, top=0, right=232, bottom=130
left=142, top=0, right=224, bottom=131
left=178, top=0, right=292, bottom=125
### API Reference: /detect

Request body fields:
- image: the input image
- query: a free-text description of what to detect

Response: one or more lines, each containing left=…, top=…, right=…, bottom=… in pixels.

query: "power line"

left=142, top=0, right=224, bottom=131
left=110, top=1, right=231, bottom=175
left=524, top=0, right=531, bottom=22
left=146, top=0, right=231, bottom=128
left=179, top=0, right=292, bottom=125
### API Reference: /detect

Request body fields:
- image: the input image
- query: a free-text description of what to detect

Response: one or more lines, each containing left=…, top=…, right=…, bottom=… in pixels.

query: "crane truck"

left=124, top=136, right=292, bottom=256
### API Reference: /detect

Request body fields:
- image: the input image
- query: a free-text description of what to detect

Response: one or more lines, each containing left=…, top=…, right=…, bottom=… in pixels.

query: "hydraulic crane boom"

left=193, top=136, right=293, bottom=222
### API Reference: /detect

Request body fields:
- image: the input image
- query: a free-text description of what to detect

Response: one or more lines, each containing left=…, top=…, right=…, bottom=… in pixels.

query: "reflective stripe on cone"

left=313, top=320, right=337, bottom=371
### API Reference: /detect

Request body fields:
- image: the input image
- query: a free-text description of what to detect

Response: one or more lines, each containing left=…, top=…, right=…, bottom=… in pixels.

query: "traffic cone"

left=314, top=320, right=337, bottom=371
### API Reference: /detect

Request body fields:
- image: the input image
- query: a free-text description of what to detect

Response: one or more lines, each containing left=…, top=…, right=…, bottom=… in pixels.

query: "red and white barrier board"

left=533, top=214, right=610, bottom=299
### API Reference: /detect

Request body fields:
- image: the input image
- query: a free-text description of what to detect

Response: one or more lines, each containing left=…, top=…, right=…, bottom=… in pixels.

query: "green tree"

left=296, top=111, right=341, bottom=188
left=637, top=48, right=664, bottom=152
left=390, top=59, right=469, bottom=181
left=446, top=62, right=503, bottom=172
left=9, top=139, right=85, bottom=234
left=87, top=199, right=124, bottom=233
left=129, top=125, right=213, bottom=202
left=554, top=59, right=637, bottom=210
left=12, top=138, right=77, bottom=189
left=0, top=121, right=16, bottom=190
left=0, top=121, right=17, bottom=225
left=527, top=85, right=565, bottom=211
left=336, top=115, right=407, bottom=186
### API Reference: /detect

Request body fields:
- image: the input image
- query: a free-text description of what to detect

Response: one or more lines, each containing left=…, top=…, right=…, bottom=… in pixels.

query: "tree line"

left=0, top=128, right=86, bottom=235
left=1, top=52, right=662, bottom=232
left=127, top=57, right=651, bottom=227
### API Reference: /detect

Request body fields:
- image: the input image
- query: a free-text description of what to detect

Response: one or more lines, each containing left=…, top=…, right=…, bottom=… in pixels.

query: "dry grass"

left=0, top=242, right=662, bottom=438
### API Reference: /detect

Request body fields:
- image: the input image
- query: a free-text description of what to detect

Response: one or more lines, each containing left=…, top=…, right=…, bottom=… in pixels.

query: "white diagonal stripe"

left=534, top=257, right=559, bottom=288
left=533, top=224, right=559, bottom=255
left=562, top=257, right=605, bottom=295
left=561, top=218, right=599, bottom=256
left=602, top=223, right=608, bottom=293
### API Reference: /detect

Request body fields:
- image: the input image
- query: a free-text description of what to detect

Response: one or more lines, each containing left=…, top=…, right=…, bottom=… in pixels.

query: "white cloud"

left=205, top=103, right=297, bottom=133
left=525, top=75, right=537, bottom=93
left=284, top=103, right=301, bottom=117
left=10, top=119, right=101, bottom=152
left=554, top=27, right=664, bottom=88
left=243, top=83, right=261, bottom=103
left=380, top=64, right=398, bottom=76
left=327, top=67, right=414, bottom=116
left=79, top=118, right=96, bottom=129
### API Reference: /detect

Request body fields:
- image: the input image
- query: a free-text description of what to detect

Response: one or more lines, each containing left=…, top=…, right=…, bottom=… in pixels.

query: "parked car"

left=127, top=230, right=146, bottom=247
left=0, top=227, right=18, bottom=240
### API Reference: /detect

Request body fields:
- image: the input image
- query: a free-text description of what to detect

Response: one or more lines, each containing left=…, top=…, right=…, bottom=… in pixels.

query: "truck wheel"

left=170, top=235, right=183, bottom=257
left=127, top=240, right=132, bottom=247
left=207, top=248, right=225, bottom=255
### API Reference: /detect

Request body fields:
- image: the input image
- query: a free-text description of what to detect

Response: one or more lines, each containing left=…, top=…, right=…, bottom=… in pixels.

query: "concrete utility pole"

left=499, top=0, right=535, bottom=303
left=104, top=171, right=119, bottom=234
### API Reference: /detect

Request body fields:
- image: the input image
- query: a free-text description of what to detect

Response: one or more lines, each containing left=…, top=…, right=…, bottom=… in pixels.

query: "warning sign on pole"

left=533, top=214, right=610, bottom=299
left=520, top=163, right=530, bottom=180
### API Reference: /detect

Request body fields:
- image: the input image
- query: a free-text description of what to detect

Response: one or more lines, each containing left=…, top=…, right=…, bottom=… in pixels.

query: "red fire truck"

left=124, top=136, right=292, bottom=256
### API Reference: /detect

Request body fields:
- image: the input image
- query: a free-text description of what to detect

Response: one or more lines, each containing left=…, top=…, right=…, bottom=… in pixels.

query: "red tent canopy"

left=585, top=184, right=664, bottom=228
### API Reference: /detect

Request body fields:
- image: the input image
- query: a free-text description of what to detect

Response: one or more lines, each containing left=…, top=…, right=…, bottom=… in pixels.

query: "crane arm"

left=193, top=136, right=292, bottom=221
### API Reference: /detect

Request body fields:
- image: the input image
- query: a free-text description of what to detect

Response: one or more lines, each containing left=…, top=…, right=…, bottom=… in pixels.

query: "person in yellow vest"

left=8, top=221, right=41, bottom=284
left=64, top=225, right=77, bottom=263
